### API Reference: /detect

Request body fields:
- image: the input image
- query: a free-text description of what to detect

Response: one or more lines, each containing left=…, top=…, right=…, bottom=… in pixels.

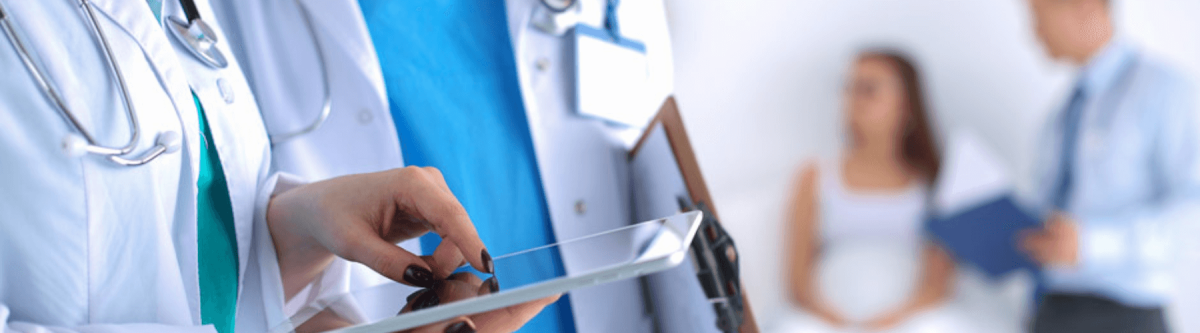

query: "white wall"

left=662, top=0, right=1200, bottom=331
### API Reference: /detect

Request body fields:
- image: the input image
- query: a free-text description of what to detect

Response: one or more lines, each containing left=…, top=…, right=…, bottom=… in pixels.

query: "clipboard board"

left=628, top=97, right=759, bottom=333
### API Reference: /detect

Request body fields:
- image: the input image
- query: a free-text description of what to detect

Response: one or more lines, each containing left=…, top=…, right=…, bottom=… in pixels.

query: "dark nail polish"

left=484, top=276, right=499, bottom=293
left=410, top=288, right=440, bottom=311
left=481, top=249, right=494, bottom=274
left=406, top=289, right=425, bottom=303
left=445, top=321, right=476, bottom=333
left=404, top=265, right=435, bottom=288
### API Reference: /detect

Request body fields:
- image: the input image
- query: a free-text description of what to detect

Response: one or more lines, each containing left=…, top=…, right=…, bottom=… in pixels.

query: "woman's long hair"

left=860, top=50, right=941, bottom=183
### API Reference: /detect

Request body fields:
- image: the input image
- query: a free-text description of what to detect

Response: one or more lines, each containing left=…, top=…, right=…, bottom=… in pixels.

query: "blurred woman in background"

left=783, top=51, right=960, bottom=332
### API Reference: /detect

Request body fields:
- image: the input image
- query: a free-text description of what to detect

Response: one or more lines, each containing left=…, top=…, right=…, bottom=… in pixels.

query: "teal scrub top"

left=145, top=4, right=240, bottom=332
left=359, top=1, right=575, bottom=332
left=140, top=4, right=245, bottom=333
left=193, top=94, right=240, bottom=333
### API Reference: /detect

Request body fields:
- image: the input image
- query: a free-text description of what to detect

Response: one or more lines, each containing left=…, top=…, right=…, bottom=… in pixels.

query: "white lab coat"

left=206, top=0, right=417, bottom=316
left=206, top=0, right=708, bottom=332
left=502, top=0, right=683, bottom=332
left=0, top=0, right=296, bottom=331
left=208, top=0, right=402, bottom=181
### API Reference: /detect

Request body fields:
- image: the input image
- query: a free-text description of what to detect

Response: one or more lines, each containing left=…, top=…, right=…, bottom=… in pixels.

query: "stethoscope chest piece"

left=166, top=16, right=227, bottom=69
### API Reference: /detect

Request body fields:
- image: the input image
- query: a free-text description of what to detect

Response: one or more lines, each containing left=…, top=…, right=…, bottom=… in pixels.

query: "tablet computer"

left=280, top=211, right=703, bottom=333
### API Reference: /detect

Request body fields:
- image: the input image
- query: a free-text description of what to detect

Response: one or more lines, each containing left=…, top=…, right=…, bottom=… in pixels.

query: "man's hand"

left=1019, top=213, right=1080, bottom=267
left=266, top=166, right=494, bottom=298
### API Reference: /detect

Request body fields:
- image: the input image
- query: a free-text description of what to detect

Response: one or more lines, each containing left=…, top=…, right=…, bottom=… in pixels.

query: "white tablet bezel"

left=322, top=211, right=703, bottom=333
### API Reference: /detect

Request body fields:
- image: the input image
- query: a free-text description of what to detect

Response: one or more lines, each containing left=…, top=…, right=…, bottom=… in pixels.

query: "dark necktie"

left=1052, top=85, right=1087, bottom=210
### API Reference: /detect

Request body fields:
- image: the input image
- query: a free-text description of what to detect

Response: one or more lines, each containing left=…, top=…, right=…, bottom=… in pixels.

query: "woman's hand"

left=292, top=272, right=554, bottom=333
left=861, top=308, right=911, bottom=331
left=267, top=166, right=493, bottom=298
left=809, top=304, right=849, bottom=328
left=863, top=244, right=954, bottom=331
left=399, top=272, right=560, bottom=333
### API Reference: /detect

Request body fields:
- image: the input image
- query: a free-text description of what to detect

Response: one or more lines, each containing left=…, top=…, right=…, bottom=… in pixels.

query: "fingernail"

left=481, top=249, right=494, bottom=274
left=404, top=265, right=436, bottom=288
left=410, top=287, right=440, bottom=311
left=484, top=276, right=499, bottom=293
left=445, top=321, right=476, bottom=333
left=406, top=289, right=426, bottom=303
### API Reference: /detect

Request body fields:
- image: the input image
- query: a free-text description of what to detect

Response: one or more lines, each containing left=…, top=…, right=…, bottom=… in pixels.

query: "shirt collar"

left=1077, top=39, right=1136, bottom=96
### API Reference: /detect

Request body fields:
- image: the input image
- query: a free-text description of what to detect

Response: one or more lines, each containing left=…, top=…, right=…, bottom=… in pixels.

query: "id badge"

left=573, top=24, right=651, bottom=127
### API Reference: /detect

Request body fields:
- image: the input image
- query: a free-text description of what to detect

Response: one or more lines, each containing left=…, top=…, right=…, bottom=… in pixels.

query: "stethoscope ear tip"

left=158, top=131, right=182, bottom=154
left=62, top=134, right=89, bottom=157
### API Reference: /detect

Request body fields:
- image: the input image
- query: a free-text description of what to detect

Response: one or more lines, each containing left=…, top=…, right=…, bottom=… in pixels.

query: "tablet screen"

left=271, top=211, right=701, bottom=333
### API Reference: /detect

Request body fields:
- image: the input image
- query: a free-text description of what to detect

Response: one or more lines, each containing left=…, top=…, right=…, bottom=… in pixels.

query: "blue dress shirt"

left=1033, top=40, right=1200, bottom=307
left=359, top=1, right=575, bottom=331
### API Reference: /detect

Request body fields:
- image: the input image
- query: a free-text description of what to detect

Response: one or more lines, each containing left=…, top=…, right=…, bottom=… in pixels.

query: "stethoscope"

left=532, top=0, right=578, bottom=35
left=261, top=0, right=332, bottom=146
left=0, top=0, right=180, bottom=166
left=165, top=0, right=333, bottom=146
left=165, top=0, right=334, bottom=146
left=0, top=0, right=330, bottom=167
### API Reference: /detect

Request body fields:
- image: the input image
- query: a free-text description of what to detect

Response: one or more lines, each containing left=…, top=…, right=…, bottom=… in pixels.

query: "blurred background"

left=660, top=0, right=1200, bottom=331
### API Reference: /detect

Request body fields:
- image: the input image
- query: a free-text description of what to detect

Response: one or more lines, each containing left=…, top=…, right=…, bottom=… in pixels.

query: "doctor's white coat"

left=0, top=0, right=300, bottom=331
left=205, top=0, right=711, bottom=332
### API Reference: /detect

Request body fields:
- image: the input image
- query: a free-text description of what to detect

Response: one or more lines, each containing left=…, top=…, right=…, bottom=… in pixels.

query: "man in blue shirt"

left=1018, top=0, right=1199, bottom=332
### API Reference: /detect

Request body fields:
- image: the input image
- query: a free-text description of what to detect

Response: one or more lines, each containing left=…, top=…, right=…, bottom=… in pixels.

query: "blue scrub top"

left=359, top=1, right=575, bottom=332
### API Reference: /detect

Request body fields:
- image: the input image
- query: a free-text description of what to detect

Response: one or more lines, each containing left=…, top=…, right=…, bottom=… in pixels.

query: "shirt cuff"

left=1075, top=218, right=1128, bottom=275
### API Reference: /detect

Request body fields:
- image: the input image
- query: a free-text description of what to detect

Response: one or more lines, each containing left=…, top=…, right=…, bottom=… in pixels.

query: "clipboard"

left=925, top=130, right=1041, bottom=279
left=627, top=97, right=760, bottom=333
left=927, top=195, right=1041, bottom=279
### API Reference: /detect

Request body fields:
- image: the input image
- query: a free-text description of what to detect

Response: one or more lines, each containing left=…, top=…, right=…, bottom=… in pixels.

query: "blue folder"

left=926, top=196, right=1041, bottom=279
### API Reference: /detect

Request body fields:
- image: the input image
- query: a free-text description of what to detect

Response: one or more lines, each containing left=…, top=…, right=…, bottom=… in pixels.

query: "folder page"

left=927, top=131, right=1040, bottom=279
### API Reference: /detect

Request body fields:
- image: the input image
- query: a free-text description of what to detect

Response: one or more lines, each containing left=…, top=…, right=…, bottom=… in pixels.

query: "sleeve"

left=236, top=172, right=296, bottom=333
left=0, top=307, right=215, bottom=333
left=1074, top=76, right=1200, bottom=279
left=240, top=169, right=351, bottom=332
left=240, top=172, right=422, bottom=333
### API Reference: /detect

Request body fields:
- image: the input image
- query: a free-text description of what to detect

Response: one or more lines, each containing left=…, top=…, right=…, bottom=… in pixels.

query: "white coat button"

left=217, top=78, right=234, bottom=104
left=574, top=199, right=586, bottom=215
left=358, top=109, right=374, bottom=124
left=536, top=57, right=550, bottom=72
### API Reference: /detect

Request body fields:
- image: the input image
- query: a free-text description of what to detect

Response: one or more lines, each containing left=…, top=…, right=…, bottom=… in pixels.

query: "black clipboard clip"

left=678, top=197, right=744, bottom=333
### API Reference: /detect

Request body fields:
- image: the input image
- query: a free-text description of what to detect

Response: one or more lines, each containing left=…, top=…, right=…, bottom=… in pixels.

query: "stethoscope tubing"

left=2, top=0, right=335, bottom=168
left=266, top=0, right=332, bottom=147
left=0, top=0, right=168, bottom=165
left=78, top=0, right=144, bottom=157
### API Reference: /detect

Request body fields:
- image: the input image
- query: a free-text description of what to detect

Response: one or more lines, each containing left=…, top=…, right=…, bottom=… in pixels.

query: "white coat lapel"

left=160, top=0, right=271, bottom=298
left=295, top=0, right=387, bottom=110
